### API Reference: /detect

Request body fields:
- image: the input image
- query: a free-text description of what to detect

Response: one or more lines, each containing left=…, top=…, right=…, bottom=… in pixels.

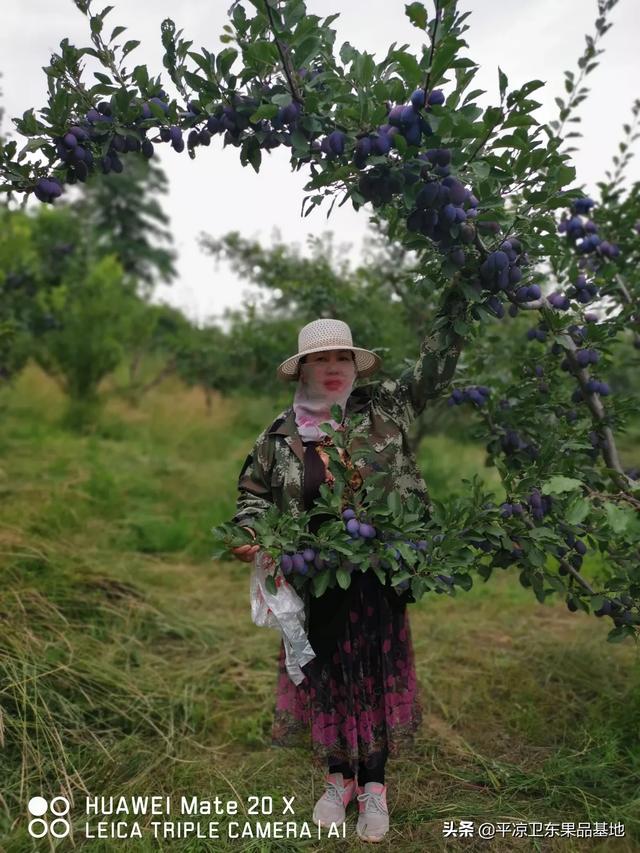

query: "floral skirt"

left=271, top=570, right=423, bottom=769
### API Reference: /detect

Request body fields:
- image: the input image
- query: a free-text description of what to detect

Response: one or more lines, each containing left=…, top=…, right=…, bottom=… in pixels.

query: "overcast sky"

left=2, top=1, right=639, bottom=325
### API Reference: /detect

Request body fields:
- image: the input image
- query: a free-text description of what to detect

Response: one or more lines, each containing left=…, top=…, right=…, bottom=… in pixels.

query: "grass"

left=0, top=364, right=638, bottom=852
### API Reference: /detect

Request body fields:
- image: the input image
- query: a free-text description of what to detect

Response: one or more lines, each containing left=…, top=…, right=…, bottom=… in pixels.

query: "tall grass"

left=0, top=364, right=638, bottom=852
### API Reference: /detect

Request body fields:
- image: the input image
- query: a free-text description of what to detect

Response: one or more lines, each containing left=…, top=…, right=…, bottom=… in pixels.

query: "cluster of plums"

left=279, top=548, right=336, bottom=577
left=561, top=347, right=599, bottom=369
left=333, top=88, right=444, bottom=168
left=557, top=341, right=612, bottom=404
left=31, top=88, right=267, bottom=199
left=525, top=488, right=553, bottom=522
left=591, top=596, right=640, bottom=626
left=571, top=378, right=611, bottom=401
left=342, top=508, right=377, bottom=539
left=526, top=325, right=549, bottom=343
left=405, top=160, right=480, bottom=265
left=498, top=501, right=525, bottom=519
left=33, top=79, right=449, bottom=202
left=493, top=490, right=553, bottom=524
left=357, top=167, right=405, bottom=207
left=275, top=506, right=636, bottom=625
left=571, top=274, right=599, bottom=305
left=526, top=314, right=596, bottom=346
left=558, top=197, right=621, bottom=283
left=33, top=176, right=63, bottom=203
left=556, top=530, right=587, bottom=563
left=547, top=291, right=571, bottom=311
left=514, top=284, right=541, bottom=303
left=447, top=385, right=490, bottom=407
left=33, top=96, right=151, bottom=196
left=277, top=507, right=442, bottom=593
left=558, top=197, right=620, bottom=259
left=498, top=429, right=539, bottom=462
left=479, top=241, right=528, bottom=291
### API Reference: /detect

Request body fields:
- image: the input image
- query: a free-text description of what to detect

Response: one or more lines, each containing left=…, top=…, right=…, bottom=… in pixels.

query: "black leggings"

left=328, top=748, right=388, bottom=785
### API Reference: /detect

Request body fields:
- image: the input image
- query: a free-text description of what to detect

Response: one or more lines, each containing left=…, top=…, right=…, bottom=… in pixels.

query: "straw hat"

left=277, top=318, right=382, bottom=382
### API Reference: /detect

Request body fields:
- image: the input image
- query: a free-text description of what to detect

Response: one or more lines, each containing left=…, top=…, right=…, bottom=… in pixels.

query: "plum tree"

left=2, top=0, right=639, bottom=641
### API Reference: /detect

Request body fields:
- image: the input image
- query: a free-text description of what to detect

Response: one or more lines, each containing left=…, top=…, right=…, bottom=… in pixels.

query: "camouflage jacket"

left=232, top=313, right=466, bottom=531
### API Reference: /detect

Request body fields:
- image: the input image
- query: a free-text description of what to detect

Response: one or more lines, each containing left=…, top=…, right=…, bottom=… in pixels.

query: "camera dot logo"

left=28, top=796, right=71, bottom=838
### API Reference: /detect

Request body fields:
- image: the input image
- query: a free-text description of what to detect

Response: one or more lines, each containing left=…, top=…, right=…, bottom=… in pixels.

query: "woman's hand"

left=231, top=526, right=259, bottom=563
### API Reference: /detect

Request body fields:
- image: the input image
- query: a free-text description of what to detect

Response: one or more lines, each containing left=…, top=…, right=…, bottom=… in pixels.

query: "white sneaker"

left=356, top=782, right=389, bottom=842
left=312, top=772, right=357, bottom=828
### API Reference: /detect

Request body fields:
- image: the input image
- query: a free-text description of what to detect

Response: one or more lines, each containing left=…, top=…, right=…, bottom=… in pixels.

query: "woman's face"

left=299, top=349, right=356, bottom=395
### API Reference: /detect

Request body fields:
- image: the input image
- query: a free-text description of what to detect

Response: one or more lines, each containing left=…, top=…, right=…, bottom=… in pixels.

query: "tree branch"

left=422, top=0, right=442, bottom=100
left=614, top=274, right=640, bottom=347
left=139, top=357, right=177, bottom=396
left=263, top=1, right=302, bottom=103
left=520, top=515, right=596, bottom=595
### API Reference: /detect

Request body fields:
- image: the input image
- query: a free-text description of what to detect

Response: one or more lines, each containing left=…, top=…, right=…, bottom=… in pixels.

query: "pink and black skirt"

left=271, top=569, right=423, bottom=769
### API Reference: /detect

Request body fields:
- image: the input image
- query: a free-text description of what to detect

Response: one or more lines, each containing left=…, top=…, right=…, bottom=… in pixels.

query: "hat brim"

left=277, top=345, right=382, bottom=382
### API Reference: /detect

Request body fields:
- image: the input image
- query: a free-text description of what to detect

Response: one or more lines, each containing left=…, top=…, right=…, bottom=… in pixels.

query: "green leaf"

left=295, top=35, right=322, bottom=67
left=312, top=570, right=331, bottom=597
left=336, top=568, right=352, bottom=589
left=503, top=113, right=537, bottom=129
left=498, top=67, right=508, bottom=100
left=240, top=136, right=262, bottom=173
left=110, top=25, right=127, bottom=42
left=405, top=2, right=428, bottom=30
left=541, top=476, right=584, bottom=496
left=248, top=140, right=262, bottom=173
left=528, top=526, right=555, bottom=541
left=246, top=40, right=278, bottom=66
left=250, top=103, right=279, bottom=121
left=370, top=564, right=387, bottom=585
left=554, top=333, right=575, bottom=350
left=430, top=38, right=460, bottom=83
left=271, top=92, right=292, bottom=107
left=520, top=79, right=545, bottom=97
left=340, top=41, right=357, bottom=65
left=607, top=625, right=633, bottom=644
left=16, top=109, right=38, bottom=136
left=149, top=100, right=168, bottom=120
left=451, top=572, right=472, bottom=591
left=525, top=546, right=546, bottom=568
left=122, top=39, right=140, bottom=57
left=390, top=50, right=421, bottom=87
left=604, top=502, right=635, bottom=535
left=290, top=129, right=310, bottom=155
left=387, top=491, right=402, bottom=517
left=564, top=498, right=591, bottom=524
left=265, top=574, right=277, bottom=595
left=216, top=47, right=238, bottom=77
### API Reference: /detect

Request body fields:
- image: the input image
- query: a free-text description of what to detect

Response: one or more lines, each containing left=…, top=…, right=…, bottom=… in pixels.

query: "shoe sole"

left=357, top=824, right=388, bottom=843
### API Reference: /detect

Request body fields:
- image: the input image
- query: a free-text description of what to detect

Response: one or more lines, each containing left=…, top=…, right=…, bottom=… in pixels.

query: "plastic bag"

left=250, top=550, right=316, bottom=685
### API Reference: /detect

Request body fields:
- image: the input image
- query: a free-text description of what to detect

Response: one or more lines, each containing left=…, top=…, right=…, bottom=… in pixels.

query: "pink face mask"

left=293, top=351, right=357, bottom=441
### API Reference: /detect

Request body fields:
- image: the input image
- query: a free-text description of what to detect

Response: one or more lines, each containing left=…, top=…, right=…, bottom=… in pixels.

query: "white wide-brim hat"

left=277, top=318, right=382, bottom=382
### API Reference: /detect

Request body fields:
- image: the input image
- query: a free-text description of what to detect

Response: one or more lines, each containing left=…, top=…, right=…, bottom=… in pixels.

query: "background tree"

left=31, top=251, right=133, bottom=428
left=72, top=153, right=177, bottom=296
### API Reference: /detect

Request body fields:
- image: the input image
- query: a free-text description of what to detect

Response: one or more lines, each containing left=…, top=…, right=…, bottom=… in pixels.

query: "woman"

left=231, top=309, right=465, bottom=842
